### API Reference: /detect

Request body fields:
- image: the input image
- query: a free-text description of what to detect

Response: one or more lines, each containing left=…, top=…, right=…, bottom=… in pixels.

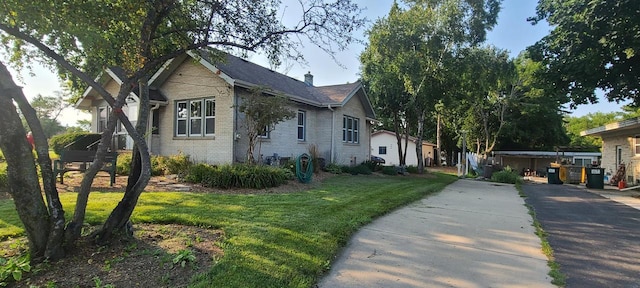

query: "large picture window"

left=342, top=115, right=359, bottom=144
left=297, top=110, right=306, bottom=141
left=175, top=98, right=215, bottom=137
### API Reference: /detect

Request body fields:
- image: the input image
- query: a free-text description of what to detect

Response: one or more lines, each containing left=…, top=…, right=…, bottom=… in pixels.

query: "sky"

left=6, top=0, right=627, bottom=126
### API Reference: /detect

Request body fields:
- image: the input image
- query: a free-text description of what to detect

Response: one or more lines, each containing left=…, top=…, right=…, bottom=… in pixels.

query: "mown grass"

left=0, top=173, right=457, bottom=287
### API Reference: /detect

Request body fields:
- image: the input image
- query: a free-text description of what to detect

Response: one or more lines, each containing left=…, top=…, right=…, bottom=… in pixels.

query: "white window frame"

left=205, top=99, right=215, bottom=136
left=297, top=110, right=306, bottom=141
left=342, top=115, right=360, bottom=144
left=175, top=98, right=215, bottom=137
left=635, top=135, right=640, bottom=155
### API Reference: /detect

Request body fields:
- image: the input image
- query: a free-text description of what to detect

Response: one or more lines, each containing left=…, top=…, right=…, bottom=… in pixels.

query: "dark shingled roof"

left=198, top=50, right=359, bottom=105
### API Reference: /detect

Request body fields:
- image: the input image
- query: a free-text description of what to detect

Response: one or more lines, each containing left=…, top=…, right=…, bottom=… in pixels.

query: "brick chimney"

left=304, top=71, right=313, bottom=86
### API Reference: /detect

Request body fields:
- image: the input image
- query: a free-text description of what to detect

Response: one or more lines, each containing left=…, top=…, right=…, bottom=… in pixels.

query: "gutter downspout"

left=147, top=103, right=160, bottom=154
left=328, top=105, right=335, bottom=163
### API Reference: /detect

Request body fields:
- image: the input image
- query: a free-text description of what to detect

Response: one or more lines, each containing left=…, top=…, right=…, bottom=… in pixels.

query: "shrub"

left=190, top=164, right=290, bottom=189
left=116, top=153, right=132, bottom=176
left=361, top=160, right=381, bottom=172
left=381, top=166, right=397, bottom=175
left=406, top=165, right=419, bottom=174
left=161, top=152, right=192, bottom=176
left=0, top=167, right=7, bottom=189
left=49, top=132, right=101, bottom=155
left=150, top=155, right=164, bottom=176
left=324, top=163, right=342, bottom=174
left=351, top=164, right=372, bottom=175
left=184, top=163, right=216, bottom=184
left=491, top=167, right=522, bottom=184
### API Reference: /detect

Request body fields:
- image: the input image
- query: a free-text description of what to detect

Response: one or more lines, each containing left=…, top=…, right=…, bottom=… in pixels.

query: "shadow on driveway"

left=523, top=182, right=640, bottom=287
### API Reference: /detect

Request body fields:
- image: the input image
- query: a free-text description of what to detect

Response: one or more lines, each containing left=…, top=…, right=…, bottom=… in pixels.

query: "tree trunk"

left=0, top=63, right=51, bottom=260
left=10, top=83, right=66, bottom=261
left=415, top=111, right=425, bottom=174
left=392, top=114, right=405, bottom=166
left=436, top=113, right=441, bottom=166
left=94, top=77, right=152, bottom=244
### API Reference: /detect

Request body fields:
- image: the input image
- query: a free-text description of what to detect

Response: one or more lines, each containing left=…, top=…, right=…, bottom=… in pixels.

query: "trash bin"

left=483, top=165, right=494, bottom=179
left=547, top=167, right=563, bottom=184
left=585, top=168, right=605, bottom=189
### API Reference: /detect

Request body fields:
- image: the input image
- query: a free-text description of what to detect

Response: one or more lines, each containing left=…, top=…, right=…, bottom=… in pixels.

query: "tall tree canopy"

left=528, top=0, right=640, bottom=106
left=360, top=0, right=500, bottom=170
left=0, top=0, right=365, bottom=261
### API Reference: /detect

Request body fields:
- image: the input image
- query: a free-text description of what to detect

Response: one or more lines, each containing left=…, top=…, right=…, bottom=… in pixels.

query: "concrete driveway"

left=522, top=182, right=640, bottom=287
left=318, top=179, right=553, bottom=288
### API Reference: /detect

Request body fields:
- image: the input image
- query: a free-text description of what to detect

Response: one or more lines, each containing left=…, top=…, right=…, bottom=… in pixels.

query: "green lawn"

left=0, top=173, right=457, bottom=287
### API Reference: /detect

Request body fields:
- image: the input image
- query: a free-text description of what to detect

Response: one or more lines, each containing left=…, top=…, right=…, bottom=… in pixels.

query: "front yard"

left=0, top=172, right=457, bottom=287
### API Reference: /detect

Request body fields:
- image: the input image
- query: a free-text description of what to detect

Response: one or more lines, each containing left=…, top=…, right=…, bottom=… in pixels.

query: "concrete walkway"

left=318, top=179, right=553, bottom=288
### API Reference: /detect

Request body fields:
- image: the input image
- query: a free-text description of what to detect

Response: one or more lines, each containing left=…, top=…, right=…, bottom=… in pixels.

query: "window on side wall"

left=635, top=135, right=640, bottom=155
left=342, top=115, right=359, bottom=144
left=297, top=110, right=306, bottom=141
left=379, top=146, right=387, bottom=155
left=98, top=106, right=108, bottom=133
left=259, top=125, right=270, bottom=139
left=175, top=98, right=215, bottom=137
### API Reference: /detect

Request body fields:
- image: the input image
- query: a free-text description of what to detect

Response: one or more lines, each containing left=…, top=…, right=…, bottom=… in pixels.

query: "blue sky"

left=7, top=0, right=626, bottom=126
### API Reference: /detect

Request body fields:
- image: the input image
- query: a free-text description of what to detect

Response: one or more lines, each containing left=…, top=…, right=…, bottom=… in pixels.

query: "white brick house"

left=76, top=50, right=376, bottom=165
left=581, top=117, right=640, bottom=184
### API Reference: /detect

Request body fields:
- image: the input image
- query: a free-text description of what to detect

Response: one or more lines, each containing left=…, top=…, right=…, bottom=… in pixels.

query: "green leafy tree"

left=565, top=112, right=623, bottom=151
left=0, top=0, right=365, bottom=261
left=528, top=0, right=640, bottom=106
left=360, top=0, right=501, bottom=172
left=237, top=87, right=295, bottom=164
left=22, top=94, right=67, bottom=138
left=495, top=53, right=569, bottom=150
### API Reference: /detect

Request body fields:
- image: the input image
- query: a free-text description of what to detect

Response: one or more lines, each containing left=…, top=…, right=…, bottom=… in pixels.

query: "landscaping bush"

left=361, top=160, right=381, bottom=172
left=49, top=132, right=101, bottom=155
left=0, top=167, right=7, bottom=189
left=186, top=164, right=291, bottom=189
left=324, top=163, right=342, bottom=174
left=406, top=165, right=419, bottom=174
left=116, top=153, right=132, bottom=176
left=381, top=166, right=397, bottom=175
left=184, top=163, right=216, bottom=183
left=351, top=164, right=372, bottom=175
left=161, top=152, right=192, bottom=176
left=491, top=167, right=522, bottom=184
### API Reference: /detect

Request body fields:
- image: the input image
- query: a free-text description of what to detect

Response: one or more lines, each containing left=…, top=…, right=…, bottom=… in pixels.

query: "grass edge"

left=516, top=182, right=566, bottom=287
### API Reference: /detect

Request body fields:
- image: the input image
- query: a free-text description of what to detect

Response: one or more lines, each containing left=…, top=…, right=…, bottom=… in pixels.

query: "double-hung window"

left=297, top=110, right=306, bottom=141
left=175, top=98, right=215, bottom=137
left=635, top=135, right=640, bottom=155
left=342, top=115, right=359, bottom=144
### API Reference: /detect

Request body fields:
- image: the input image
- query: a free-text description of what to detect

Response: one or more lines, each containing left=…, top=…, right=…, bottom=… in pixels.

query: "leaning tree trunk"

left=94, top=76, right=152, bottom=244
left=11, top=83, right=66, bottom=261
left=0, top=64, right=50, bottom=259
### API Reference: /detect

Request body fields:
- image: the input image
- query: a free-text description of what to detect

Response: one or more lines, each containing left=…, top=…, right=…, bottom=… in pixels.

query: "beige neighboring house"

left=370, top=130, right=436, bottom=166
left=581, top=117, right=640, bottom=184
left=75, top=50, right=376, bottom=166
